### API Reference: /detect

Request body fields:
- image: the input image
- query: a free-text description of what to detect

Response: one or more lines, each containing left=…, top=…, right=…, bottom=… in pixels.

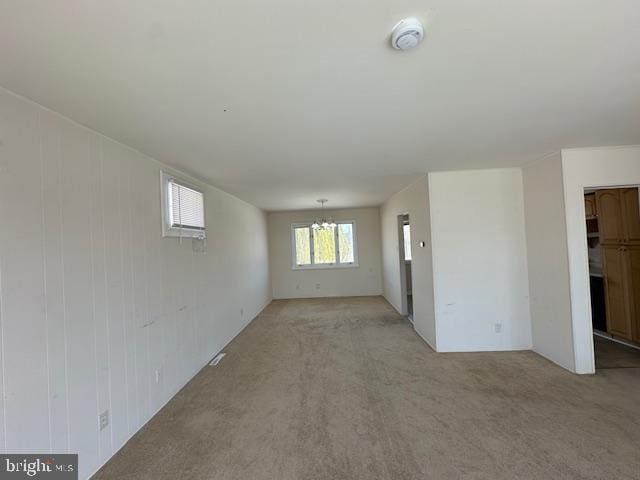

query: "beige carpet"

left=93, top=297, right=640, bottom=480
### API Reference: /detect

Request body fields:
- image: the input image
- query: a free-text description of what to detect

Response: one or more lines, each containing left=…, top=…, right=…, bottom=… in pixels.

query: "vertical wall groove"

left=116, top=150, right=131, bottom=437
left=57, top=117, right=71, bottom=454
left=100, top=139, right=115, bottom=454
left=0, top=256, right=6, bottom=451
left=89, top=134, right=100, bottom=461
left=38, top=110, right=53, bottom=452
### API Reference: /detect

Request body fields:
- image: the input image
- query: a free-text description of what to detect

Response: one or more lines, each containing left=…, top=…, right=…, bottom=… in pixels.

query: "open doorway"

left=584, top=187, right=640, bottom=369
left=398, top=214, right=413, bottom=321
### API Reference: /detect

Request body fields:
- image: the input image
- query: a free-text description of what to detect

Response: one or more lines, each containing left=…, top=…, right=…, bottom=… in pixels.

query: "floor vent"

left=209, top=353, right=226, bottom=366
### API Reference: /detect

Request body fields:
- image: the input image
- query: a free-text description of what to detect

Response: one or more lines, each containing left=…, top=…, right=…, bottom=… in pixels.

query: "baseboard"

left=382, top=295, right=403, bottom=315
left=272, top=293, right=383, bottom=300
left=86, top=297, right=272, bottom=479
left=413, top=324, right=437, bottom=352
left=436, top=344, right=532, bottom=353
left=531, top=347, right=578, bottom=374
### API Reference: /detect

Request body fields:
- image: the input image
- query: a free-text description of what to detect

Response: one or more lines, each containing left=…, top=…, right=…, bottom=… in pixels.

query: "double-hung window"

left=161, top=171, right=206, bottom=238
left=292, top=221, right=358, bottom=269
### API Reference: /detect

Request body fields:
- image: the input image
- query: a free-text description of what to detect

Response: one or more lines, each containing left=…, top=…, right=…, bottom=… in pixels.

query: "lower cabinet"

left=603, top=246, right=632, bottom=339
left=629, top=246, right=640, bottom=342
left=603, top=245, right=640, bottom=341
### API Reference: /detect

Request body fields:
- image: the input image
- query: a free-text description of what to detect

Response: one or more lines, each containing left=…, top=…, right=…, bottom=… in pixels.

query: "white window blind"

left=168, top=181, right=205, bottom=230
left=161, top=172, right=206, bottom=238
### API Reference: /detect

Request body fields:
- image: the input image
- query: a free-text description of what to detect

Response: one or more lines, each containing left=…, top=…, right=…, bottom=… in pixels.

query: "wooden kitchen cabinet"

left=596, top=190, right=624, bottom=244
left=602, top=245, right=632, bottom=339
left=629, top=246, right=640, bottom=342
left=621, top=188, right=640, bottom=244
left=595, top=188, right=640, bottom=341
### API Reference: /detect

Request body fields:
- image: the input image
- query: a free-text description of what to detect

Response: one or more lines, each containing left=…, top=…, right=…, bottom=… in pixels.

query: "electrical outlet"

left=315, top=283, right=320, bottom=290
left=240, top=308, right=244, bottom=317
left=155, top=368, right=162, bottom=384
left=99, top=410, right=109, bottom=431
left=296, top=284, right=300, bottom=290
left=494, top=323, right=502, bottom=333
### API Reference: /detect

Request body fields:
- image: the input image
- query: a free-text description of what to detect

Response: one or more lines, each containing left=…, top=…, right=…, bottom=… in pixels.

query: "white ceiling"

left=1, top=1, right=639, bottom=211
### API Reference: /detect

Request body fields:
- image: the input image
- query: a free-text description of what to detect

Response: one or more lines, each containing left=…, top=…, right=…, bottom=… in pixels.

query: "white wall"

left=522, top=153, right=575, bottom=371
left=0, top=88, right=271, bottom=478
left=380, top=177, right=437, bottom=348
left=561, top=146, right=640, bottom=374
left=268, top=208, right=382, bottom=299
left=429, top=168, right=532, bottom=352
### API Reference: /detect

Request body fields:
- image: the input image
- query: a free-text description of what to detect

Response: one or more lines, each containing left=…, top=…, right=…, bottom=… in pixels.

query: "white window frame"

left=291, top=220, right=359, bottom=270
left=403, top=222, right=412, bottom=261
left=160, top=171, right=207, bottom=239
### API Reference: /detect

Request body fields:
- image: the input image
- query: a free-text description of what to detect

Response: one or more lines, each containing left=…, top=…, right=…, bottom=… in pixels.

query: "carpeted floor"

left=93, top=296, right=640, bottom=480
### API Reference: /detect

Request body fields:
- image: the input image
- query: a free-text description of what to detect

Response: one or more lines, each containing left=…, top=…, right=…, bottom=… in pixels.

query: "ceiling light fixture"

left=391, top=17, right=424, bottom=51
left=312, top=199, right=337, bottom=230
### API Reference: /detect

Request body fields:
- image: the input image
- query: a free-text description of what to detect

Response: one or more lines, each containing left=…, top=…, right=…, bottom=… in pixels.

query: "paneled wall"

left=0, top=88, right=271, bottom=478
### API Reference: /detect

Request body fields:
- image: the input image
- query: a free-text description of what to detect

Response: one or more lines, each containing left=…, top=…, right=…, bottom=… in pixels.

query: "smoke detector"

left=391, top=17, right=424, bottom=50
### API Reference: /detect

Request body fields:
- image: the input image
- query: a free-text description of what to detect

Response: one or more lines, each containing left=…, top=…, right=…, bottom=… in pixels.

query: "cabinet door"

left=596, top=190, right=624, bottom=244
left=621, top=188, right=640, bottom=244
left=628, top=246, right=640, bottom=342
left=584, top=194, right=596, bottom=219
left=602, top=246, right=632, bottom=339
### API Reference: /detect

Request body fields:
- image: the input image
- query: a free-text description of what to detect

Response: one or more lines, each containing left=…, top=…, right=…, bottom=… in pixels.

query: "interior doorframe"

left=397, top=213, right=409, bottom=316
left=576, top=182, right=640, bottom=373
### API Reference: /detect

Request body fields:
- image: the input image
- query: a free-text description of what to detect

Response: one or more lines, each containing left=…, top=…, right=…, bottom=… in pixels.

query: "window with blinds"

left=161, top=172, right=206, bottom=238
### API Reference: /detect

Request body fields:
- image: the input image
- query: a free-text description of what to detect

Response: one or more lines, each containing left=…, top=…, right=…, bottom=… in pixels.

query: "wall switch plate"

left=240, top=308, right=244, bottom=317
left=494, top=323, right=502, bottom=333
left=99, top=410, right=109, bottom=431
left=155, top=368, right=162, bottom=384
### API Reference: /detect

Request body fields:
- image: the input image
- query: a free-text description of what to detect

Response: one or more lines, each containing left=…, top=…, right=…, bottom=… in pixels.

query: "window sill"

left=162, top=229, right=206, bottom=239
left=292, top=263, right=359, bottom=271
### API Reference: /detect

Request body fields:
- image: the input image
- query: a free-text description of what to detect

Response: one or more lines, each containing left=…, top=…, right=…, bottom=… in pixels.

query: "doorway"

left=583, top=186, right=640, bottom=369
left=398, top=214, right=413, bottom=321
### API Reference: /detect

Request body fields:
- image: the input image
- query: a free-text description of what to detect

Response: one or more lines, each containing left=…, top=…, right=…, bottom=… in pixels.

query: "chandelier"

left=312, top=199, right=337, bottom=230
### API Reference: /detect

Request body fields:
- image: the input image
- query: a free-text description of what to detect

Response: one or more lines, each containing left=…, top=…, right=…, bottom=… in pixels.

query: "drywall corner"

left=380, top=176, right=437, bottom=349
left=522, top=152, right=576, bottom=372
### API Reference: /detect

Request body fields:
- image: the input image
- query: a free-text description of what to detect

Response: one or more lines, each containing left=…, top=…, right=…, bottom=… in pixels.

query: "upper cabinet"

left=584, top=193, right=597, bottom=219
left=596, top=190, right=625, bottom=244
left=595, top=188, right=640, bottom=245
left=622, top=188, right=640, bottom=244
